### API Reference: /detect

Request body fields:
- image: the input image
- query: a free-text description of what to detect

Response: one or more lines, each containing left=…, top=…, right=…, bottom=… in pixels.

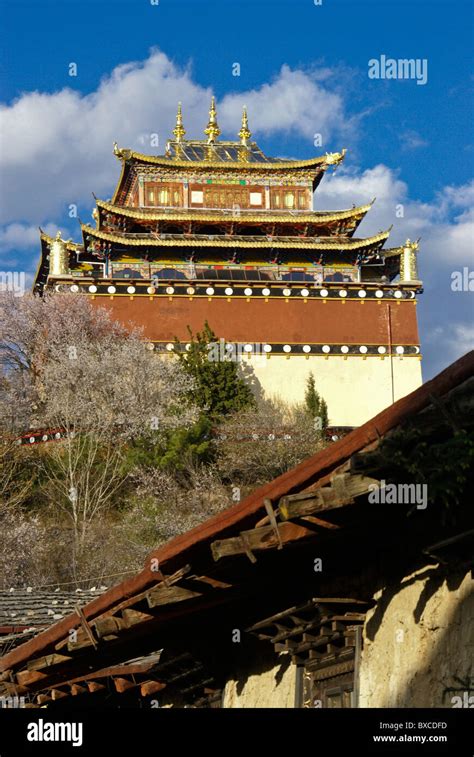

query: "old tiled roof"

left=1, top=350, right=472, bottom=684
left=0, top=588, right=107, bottom=630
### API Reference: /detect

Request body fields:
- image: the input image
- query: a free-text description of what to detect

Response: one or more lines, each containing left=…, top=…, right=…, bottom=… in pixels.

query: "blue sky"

left=0, top=0, right=473, bottom=378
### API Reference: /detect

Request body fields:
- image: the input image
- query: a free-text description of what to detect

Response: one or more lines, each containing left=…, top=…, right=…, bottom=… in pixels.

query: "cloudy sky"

left=0, top=0, right=472, bottom=378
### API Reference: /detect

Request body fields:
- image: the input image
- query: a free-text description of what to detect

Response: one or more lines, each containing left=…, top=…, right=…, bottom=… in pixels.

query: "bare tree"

left=0, top=291, right=198, bottom=580
left=215, top=399, right=326, bottom=487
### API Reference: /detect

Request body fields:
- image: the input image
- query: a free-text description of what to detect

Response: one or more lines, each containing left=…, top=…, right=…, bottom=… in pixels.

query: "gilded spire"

left=173, top=102, right=186, bottom=143
left=204, top=96, right=221, bottom=144
left=238, top=105, right=251, bottom=146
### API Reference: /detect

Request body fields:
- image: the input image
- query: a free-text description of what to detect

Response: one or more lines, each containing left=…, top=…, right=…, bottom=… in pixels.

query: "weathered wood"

left=87, top=681, right=106, bottom=693
left=279, top=474, right=380, bottom=520
left=51, top=688, right=68, bottom=700
left=263, top=498, right=283, bottom=549
left=0, top=670, right=12, bottom=682
left=36, top=694, right=51, bottom=705
left=212, top=521, right=315, bottom=561
left=190, top=575, right=232, bottom=590
left=114, top=677, right=136, bottom=694
left=70, top=684, right=87, bottom=696
left=300, top=515, right=340, bottom=530
left=16, top=669, right=46, bottom=687
left=106, top=565, right=192, bottom=616
left=121, top=608, right=156, bottom=627
left=146, top=584, right=202, bottom=609
left=140, top=680, right=166, bottom=697
left=0, top=681, right=28, bottom=695
left=94, top=616, right=126, bottom=638
left=27, top=653, right=71, bottom=672
left=75, top=605, right=98, bottom=650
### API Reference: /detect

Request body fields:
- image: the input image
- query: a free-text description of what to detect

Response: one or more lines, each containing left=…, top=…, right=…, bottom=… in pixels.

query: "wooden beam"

left=0, top=681, right=28, bottom=695
left=140, top=680, right=166, bottom=697
left=279, top=474, right=379, bottom=520
left=36, top=694, right=51, bottom=705
left=212, top=521, right=314, bottom=561
left=86, top=681, right=105, bottom=693
left=121, top=609, right=156, bottom=627
left=16, top=669, right=46, bottom=687
left=27, top=653, right=71, bottom=672
left=114, top=677, right=136, bottom=694
left=146, top=584, right=202, bottom=609
left=75, top=605, right=98, bottom=650
left=70, top=684, right=87, bottom=696
left=263, top=498, right=283, bottom=549
left=94, top=616, right=126, bottom=638
left=51, top=689, right=68, bottom=700
left=299, top=515, right=340, bottom=530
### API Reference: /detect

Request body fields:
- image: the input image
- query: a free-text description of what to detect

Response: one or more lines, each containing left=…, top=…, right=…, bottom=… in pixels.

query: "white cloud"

left=0, top=51, right=350, bottom=227
left=0, top=222, right=59, bottom=253
left=219, top=65, right=345, bottom=141
left=0, top=50, right=471, bottom=379
left=399, top=129, right=428, bottom=151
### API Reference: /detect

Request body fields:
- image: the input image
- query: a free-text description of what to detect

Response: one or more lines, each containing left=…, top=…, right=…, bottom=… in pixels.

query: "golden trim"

left=116, top=148, right=346, bottom=171
left=96, top=199, right=372, bottom=224
left=81, top=224, right=390, bottom=250
left=40, top=232, right=79, bottom=252
left=111, top=159, right=126, bottom=205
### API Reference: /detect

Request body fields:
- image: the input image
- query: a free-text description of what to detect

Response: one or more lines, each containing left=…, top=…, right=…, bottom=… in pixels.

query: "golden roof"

left=81, top=224, right=390, bottom=251
left=113, top=144, right=346, bottom=171
left=96, top=198, right=373, bottom=225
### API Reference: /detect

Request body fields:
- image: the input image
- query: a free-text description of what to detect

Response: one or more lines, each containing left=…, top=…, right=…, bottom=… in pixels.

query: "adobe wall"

left=359, top=569, right=474, bottom=708
left=223, top=653, right=297, bottom=708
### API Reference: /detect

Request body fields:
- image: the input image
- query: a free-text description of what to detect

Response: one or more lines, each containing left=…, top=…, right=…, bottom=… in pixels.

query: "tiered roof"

left=35, top=98, right=420, bottom=291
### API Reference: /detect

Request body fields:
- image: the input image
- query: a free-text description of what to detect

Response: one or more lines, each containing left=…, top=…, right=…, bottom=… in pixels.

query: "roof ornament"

left=325, top=148, right=346, bottom=166
left=238, top=105, right=251, bottom=146
left=400, top=238, right=421, bottom=282
left=173, top=102, right=186, bottom=143
left=204, top=96, right=221, bottom=144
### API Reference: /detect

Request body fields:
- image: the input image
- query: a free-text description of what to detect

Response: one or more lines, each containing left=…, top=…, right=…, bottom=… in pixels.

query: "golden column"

left=400, top=239, right=420, bottom=282
left=49, top=231, right=69, bottom=276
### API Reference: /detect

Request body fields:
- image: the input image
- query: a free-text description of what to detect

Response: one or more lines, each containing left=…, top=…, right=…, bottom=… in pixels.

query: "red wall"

left=94, top=296, right=420, bottom=345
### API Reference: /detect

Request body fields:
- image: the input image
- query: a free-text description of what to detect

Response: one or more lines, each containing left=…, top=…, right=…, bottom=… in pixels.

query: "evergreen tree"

left=175, top=322, right=254, bottom=418
left=304, top=372, right=329, bottom=430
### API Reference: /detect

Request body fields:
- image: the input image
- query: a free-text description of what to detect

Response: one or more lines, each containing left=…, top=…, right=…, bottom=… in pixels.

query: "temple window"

left=191, top=190, right=204, bottom=204
left=284, top=192, right=295, bottom=209
left=250, top=192, right=262, bottom=206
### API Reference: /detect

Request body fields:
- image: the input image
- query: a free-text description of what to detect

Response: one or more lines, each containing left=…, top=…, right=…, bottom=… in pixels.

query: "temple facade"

left=34, top=99, right=423, bottom=426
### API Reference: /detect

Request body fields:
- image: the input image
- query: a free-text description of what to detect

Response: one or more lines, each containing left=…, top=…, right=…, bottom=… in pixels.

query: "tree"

left=304, top=372, right=329, bottom=431
left=0, top=291, right=198, bottom=579
left=215, top=398, right=326, bottom=487
left=175, top=321, right=254, bottom=418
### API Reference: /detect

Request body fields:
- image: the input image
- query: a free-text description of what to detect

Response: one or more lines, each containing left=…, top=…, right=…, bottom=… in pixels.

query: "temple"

left=34, top=99, right=423, bottom=426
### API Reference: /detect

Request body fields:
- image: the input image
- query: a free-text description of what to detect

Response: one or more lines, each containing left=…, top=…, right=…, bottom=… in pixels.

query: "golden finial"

left=238, top=105, right=251, bottom=146
left=173, top=102, right=186, bottom=143
left=204, top=96, right=221, bottom=144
